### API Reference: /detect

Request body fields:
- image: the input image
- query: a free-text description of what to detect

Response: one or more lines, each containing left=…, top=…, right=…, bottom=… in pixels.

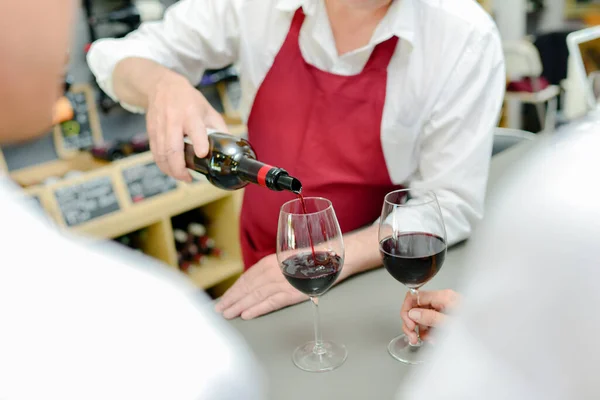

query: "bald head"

left=0, top=0, right=75, bottom=143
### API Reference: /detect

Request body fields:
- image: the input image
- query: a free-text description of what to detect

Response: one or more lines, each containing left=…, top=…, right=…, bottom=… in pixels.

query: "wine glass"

left=277, top=197, right=347, bottom=372
left=379, top=188, right=447, bottom=364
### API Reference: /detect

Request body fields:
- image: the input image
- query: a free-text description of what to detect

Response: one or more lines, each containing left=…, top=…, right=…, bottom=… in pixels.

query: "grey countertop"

left=227, top=139, right=537, bottom=400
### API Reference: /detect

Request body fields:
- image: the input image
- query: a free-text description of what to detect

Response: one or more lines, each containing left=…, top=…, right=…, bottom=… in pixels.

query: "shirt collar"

left=276, top=0, right=317, bottom=14
left=276, top=0, right=416, bottom=46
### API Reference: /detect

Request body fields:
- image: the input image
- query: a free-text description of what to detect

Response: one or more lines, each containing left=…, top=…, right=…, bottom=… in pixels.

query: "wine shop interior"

left=2, top=0, right=600, bottom=398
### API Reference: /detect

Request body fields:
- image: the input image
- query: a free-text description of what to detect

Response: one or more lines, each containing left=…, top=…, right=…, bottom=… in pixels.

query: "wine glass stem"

left=410, top=288, right=423, bottom=347
left=311, top=296, right=326, bottom=355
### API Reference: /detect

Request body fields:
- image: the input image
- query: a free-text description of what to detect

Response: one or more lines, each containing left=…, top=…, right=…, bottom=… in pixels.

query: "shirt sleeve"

left=407, top=28, right=506, bottom=246
left=86, top=0, right=240, bottom=113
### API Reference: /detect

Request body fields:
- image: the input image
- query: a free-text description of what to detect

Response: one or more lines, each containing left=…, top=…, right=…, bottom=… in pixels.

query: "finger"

left=221, top=282, right=283, bottom=320
left=240, top=291, right=302, bottom=320
left=418, top=326, right=431, bottom=342
left=183, top=111, right=209, bottom=158
left=215, top=275, right=250, bottom=313
left=148, top=110, right=171, bottom=176
left=401, top=313, right=416, bottom=332
left=148, top=111, right=170, bottom=177
left=145, top=113, right=157, bottom=153
left=204, top=108, right=229, bottom=133
left=416, top=289, right=460, bottom=312
left=215, top=263, right=276, bottom=312
left=408, top=308, right=447, bottom=328
left=418, top=326, right=437, bottom=344
left=401, top=291, right=418, bottom=331
left=402, top=323, right=414, bottom=338
left=419, top=328, right=436, bottom=345
left=405, top=328, right=419, bottom=345
left=165, top=113, right=192, bottom=182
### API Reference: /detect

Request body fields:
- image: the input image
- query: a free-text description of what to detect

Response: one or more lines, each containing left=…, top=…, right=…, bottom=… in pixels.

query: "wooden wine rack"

left=10, top=148, right=244, bottom=289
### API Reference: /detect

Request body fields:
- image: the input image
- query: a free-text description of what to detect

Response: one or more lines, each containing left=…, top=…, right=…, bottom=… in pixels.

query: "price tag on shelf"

left=122, top=162, right=177, bottom=203
left=54, top=176, right=120, bottom=227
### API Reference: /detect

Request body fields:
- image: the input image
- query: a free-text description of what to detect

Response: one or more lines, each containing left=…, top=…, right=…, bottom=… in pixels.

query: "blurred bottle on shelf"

left=174, top=229, right=192, bottom=272
left=90, top=133, right=150, bottom=162
left=172, top=211, right=224, bottom=273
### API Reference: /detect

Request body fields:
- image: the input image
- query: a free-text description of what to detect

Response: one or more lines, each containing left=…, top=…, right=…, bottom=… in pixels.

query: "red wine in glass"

left=296, top=193, right=329, bottom=265
left=282, top=251, right=342, bottom=297
left=379, top=233, right=446, bottom=288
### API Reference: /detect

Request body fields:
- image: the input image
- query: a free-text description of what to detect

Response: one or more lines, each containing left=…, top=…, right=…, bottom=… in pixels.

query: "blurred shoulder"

left=414, top=0, right=498, bottom=39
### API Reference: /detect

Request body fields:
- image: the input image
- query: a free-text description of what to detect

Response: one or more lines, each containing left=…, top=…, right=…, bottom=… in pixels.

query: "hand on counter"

left=146, top=70, right=229, bottom=182
left=401, top=289, right=460, bottom=345
left=215, top=254, right=308, bottom=320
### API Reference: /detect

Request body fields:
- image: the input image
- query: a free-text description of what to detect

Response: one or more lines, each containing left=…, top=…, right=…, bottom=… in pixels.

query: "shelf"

left=11, top=152, right=108, bottom=188
left=187, top=257, right=243, bottom=289
left=72, top=177, right=231, bottom=240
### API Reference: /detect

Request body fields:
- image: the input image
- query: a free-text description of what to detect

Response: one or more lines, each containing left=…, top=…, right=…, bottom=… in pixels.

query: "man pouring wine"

left=87, top=0, right=505, bottom=319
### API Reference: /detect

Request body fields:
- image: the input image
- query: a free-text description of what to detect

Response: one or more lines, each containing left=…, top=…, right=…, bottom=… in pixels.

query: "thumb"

left=408, top=308, right=446, bottom=328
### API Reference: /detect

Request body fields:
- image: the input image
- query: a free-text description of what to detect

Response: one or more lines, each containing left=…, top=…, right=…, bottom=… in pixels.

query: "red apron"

left=240, top=8, right=402, bottom=270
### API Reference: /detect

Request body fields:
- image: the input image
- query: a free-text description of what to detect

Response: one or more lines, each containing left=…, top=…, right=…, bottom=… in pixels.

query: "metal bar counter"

left=228, top=140, right=536, bottom=400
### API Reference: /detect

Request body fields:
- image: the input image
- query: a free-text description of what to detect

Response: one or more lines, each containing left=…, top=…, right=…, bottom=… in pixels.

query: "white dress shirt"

left=0, top=177, right=266, bottom=400
left=87, top=0, right=506, bottom=245
left=399, top=116, right=600, bottom=398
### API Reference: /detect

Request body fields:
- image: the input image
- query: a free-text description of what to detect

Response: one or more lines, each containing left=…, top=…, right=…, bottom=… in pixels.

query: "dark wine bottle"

left=184, top=133, right=302, bottom=193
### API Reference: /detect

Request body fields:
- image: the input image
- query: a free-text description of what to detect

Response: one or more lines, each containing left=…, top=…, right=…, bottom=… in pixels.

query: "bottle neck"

left=236, top=157, right=302, bottom=193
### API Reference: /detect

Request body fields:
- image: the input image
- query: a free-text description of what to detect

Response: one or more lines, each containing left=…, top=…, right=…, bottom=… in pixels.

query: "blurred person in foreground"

left=397, top=123, right=600, bottom=398
left=0, top=1, right=265, bottom=399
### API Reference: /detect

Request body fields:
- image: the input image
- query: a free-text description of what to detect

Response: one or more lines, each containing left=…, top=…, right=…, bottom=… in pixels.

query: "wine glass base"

left=292, top=341, right=348, bottom=372
left=388, top=334, right=425, bottom=365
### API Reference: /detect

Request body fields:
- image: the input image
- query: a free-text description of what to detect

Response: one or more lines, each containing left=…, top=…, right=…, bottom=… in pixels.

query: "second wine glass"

left=277, top=197, right=347, bottom=372
left=379, top=188, right=447, bottom=365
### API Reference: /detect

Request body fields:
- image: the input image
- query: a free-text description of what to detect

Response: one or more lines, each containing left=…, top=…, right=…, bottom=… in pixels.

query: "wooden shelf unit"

left=9, top=147, right=244, bottom=290
left=188, top=257, right=243, bottom=289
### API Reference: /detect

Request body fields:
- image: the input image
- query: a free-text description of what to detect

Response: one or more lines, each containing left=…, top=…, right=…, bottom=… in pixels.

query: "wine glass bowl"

left=277, top=197, right=347, bottom=372
left=379, top=189, right=447, bottom=364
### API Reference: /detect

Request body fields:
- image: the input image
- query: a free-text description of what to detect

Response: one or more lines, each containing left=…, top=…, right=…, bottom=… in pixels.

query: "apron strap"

left=364, top=36, right=400, bottom=71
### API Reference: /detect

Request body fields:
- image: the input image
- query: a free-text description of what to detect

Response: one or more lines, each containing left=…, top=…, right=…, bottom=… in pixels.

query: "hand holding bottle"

left=146, top=71, right=229, bottom=182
